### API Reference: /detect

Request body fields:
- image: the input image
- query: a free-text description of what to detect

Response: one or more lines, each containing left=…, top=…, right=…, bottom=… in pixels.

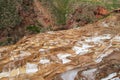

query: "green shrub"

left=50, top=0, right=71, bottom=25
left=0, top=0, right=21, bottom=29
left=26, top=25, right=40, bottom=33
left=26, top=24, right=52, bottom=33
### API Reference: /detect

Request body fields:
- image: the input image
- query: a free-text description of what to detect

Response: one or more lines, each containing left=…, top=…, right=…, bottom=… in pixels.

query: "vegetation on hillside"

left=0, top=0, right=120, bottom=28
left=41, top=0, right=120, bottom=25
left=0, top=0, right=21, bottom=29
left=0, top=0, right=120, bottom=46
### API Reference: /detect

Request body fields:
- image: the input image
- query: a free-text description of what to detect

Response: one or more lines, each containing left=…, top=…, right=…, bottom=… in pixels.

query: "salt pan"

left=61, top=69, right=80, bottom=80
left=26, top=63, right=38, bottom=74
left=57, top=53, right=71, bottom=64
left=39, top=58, right=50, bottom=64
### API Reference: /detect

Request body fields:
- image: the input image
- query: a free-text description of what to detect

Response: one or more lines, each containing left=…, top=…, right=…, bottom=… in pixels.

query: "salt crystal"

left=111, top=77, right=120, bottom=80
left=113, top=36, right=120, bottom=41
left=95, top=49, right=113, bottom=63
left=82, top=68, right=97, bottom=80
left=72, top=46, right=89, bottom=55
left=102, top=22, right=109, bottom=27
left=39, top=58, right=50, bottom=64
left=26, top=63, right=38, bottom=74
left=0, top=72, right=10, bottom=79
left=57, top=53, right=71, bottom=64
left=39, top=49, right=47, bottom=54
left=85, top=34, right=111, bottom=43
left=19, top=51, right=31, bottom=57
left=61, top=69, right=80, bottom=80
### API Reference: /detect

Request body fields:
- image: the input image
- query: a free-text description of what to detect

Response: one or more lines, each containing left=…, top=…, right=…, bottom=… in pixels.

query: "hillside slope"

left=0, top=13, right=120, bottom=80
left=1, top=0, right=120, bottom=46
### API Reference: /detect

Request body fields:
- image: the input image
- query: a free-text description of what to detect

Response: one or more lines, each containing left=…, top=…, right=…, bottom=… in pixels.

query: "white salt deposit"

left=61, top=58, right=71, bottom=64
left=102, top=22, right=109, bottom=27
left=82, top=68, right=97, bottom=80
left=0, top=72, right=10, bottom=79
left=73, top=41, right=93, bottom=55
left=57, top=53, right=71, bottom=64
left=95, top=49, right=113, bottom=63
left=26, top=63, right=38, bottom=74
left=39, top=49, right=46, bottom=53
left=72, top=43, right=92, bottom=55
left=39, top=48, right=49, bottom=54
left=72, top=46, right=89, bottom=55
left=39, top=58, right=50, bottom=64
left=10, top=51, right=31, bottom=60
left=19, top=51, right=31, bottom=57
left=47, top=31, right=55, bottom=34
left=111, top=77, right=120, bottom=80
left=10, top=68, right=20, bottom=77
left=82, top=43, right=92, bottom=48
left=113, top=36, right=120, bottom=42
left=101, top=73, right=117, bottom=80
left=61, top=69, right=80, bottom=80
left=10, top=56, right=14, bottom=60
left=0, top=68, right=21, bottom=78
left=85, top=34, right=111, bottom=43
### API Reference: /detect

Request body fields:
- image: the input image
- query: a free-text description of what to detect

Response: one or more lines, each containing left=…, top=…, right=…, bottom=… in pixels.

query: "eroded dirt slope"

left=0, top=13, right=120, bottom=80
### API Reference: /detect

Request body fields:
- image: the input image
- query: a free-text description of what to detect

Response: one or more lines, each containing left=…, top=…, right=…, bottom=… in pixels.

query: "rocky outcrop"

left=0, top=14, right=120, bottom=80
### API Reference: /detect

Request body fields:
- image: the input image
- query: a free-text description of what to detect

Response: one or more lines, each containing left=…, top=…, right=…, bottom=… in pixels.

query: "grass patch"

left=40, top=0, right=76, bottom=25
left=26, top=24, right=52, bottom=34
left=27, top=25, right=40, bottom=33
left=40, top=0, right=120, bottom=26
